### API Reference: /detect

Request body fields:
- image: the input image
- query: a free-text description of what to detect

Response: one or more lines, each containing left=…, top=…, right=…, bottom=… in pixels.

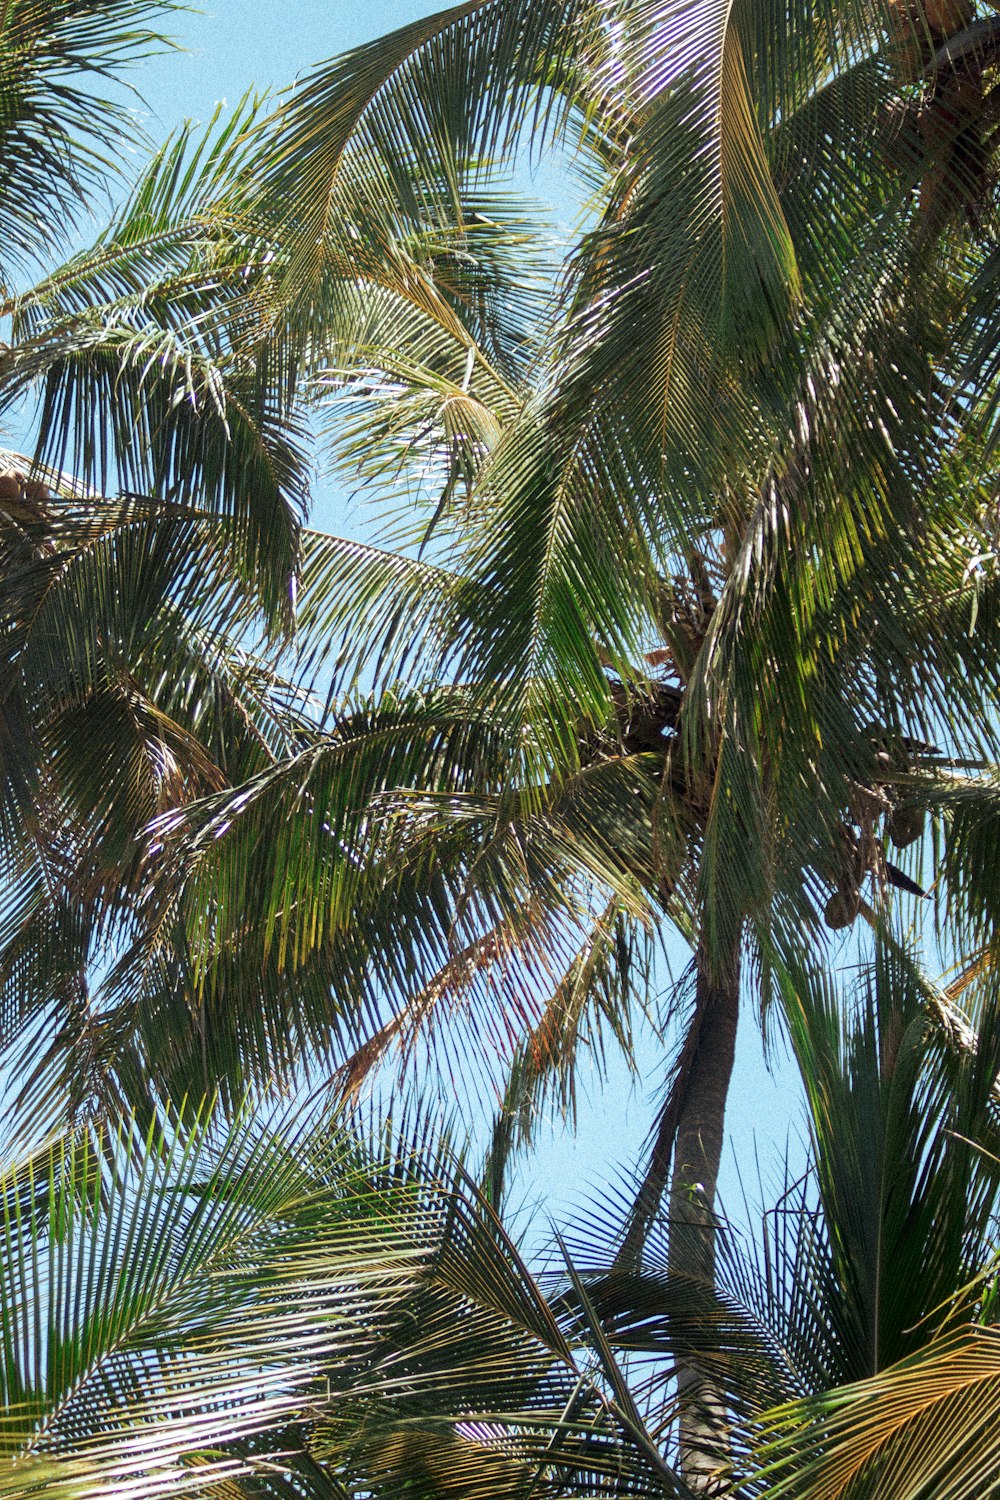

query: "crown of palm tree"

left=79, top=0, right=1000, bottom=1166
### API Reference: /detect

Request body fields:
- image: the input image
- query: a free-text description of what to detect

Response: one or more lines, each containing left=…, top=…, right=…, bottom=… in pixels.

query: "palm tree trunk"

left=613, top=930, right=741, bottom=1488
left=669, top=939, right=740, bottom=1493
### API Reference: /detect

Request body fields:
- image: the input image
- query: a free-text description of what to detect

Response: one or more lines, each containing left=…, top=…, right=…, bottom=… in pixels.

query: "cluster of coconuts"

left=0, top=469, right=51, bottom=526
left=823, top=742, right=927, bottom=931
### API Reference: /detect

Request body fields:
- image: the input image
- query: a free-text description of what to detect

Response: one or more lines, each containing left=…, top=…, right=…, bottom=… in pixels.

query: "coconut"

left=888, top=805, right=925, bottom=848
left=825, top=889, right=860, bottom=930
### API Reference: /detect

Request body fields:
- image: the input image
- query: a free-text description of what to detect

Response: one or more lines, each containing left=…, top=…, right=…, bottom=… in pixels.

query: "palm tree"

left=108, top=4, right=1000, bottom=1478
left=728, top=940, right=1000, bottom=1499
left=0, top=11, right=334, bottom=1131
left=7, top=2, right=1000, bottom=1480
left=7, top=0, right=999, bottom=1137
left=0, top=1096, right=462, bottom=1497
left=290, top=942, right=1000, bottom=1499
left=117, top=0, right=1000, bottom=1325
left=5, top=941, right=997, bottom=1499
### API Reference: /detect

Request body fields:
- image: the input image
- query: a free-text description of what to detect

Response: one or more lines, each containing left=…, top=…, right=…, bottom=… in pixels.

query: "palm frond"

left=0, top=1, right=182, bottom=279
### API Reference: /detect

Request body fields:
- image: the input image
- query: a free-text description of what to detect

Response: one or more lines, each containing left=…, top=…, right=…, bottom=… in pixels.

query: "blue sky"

left=125, top=0, right=807, bottom=1230
left=134, top=1, right=437, bottom=129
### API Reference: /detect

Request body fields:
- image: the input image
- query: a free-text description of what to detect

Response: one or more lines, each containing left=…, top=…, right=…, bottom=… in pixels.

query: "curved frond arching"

left=754, top=1329, right=1000, bottom=1500
left=0, top=1, right=183, bottom=279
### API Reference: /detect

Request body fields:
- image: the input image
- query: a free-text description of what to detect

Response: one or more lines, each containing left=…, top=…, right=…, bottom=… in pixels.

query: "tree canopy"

left=4, top=0, right=1000, bottom=1494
